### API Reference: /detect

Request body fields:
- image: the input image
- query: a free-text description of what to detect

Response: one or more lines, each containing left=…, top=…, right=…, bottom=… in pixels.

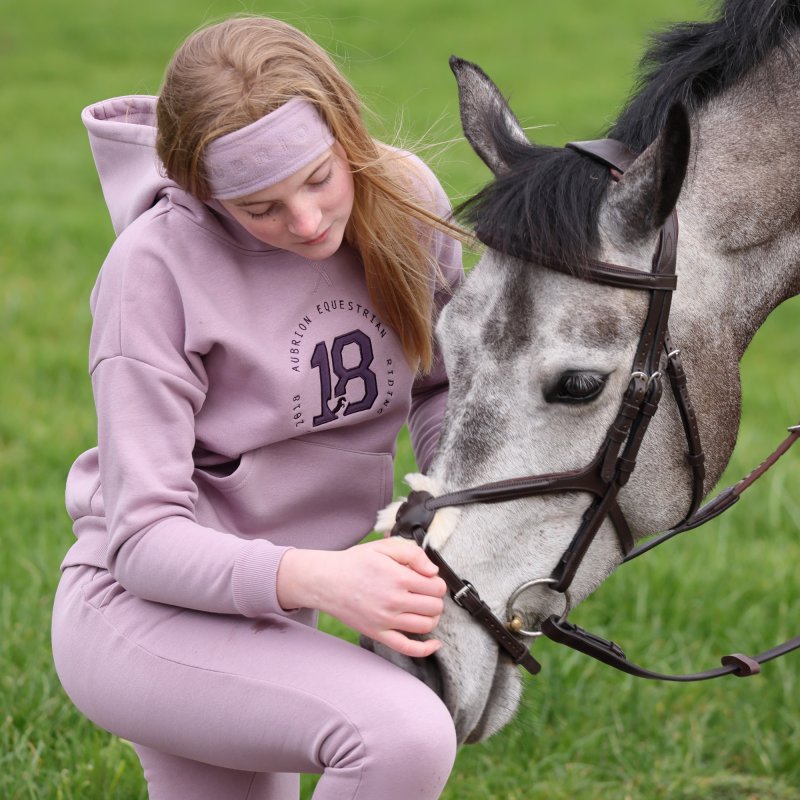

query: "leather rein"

left=391, top=138, right=800, bottom=682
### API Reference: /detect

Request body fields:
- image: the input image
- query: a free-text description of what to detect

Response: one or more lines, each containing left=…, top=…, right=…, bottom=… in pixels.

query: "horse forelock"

left=456, top=141, right=613, bottom=274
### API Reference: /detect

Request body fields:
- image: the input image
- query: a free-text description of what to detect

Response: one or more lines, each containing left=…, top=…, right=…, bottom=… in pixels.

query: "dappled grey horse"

left=372, top=0, right=800, bottom=743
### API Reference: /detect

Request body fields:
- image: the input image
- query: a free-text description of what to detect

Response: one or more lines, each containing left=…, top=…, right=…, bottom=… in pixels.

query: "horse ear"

left=606, top=103, right=691, bottom=240
left=449, top=56, right=531, bottom=175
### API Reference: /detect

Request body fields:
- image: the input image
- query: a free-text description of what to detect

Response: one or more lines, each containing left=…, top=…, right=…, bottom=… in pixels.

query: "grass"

left=2, top=0, right=799, bottom=797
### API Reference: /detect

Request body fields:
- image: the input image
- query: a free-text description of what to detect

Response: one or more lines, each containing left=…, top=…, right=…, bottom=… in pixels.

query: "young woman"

left=51, top=16, right=464, bottom=800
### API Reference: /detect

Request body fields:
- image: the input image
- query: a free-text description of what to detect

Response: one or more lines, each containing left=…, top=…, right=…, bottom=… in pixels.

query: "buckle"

left=451, top=581, right=478, bottom=609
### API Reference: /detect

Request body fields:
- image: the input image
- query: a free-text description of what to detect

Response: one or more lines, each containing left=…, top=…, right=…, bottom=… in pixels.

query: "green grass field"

left=2, top=0, right=799, bottom=797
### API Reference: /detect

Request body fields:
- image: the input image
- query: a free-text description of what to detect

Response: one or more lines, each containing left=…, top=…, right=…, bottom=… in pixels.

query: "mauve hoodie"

left=62, top=95, right=463, bottom=620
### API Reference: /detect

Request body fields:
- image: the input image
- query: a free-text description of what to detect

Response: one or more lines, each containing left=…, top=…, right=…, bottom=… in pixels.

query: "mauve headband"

left=204, top=97, right=335, bottom=199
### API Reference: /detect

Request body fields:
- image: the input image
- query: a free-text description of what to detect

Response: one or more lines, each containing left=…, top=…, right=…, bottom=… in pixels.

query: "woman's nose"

left=286, top=201, right=322, bottom=238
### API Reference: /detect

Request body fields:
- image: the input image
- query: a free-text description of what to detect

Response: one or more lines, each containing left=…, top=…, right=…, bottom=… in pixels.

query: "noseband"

left=392, top=139, right=800, bottom=682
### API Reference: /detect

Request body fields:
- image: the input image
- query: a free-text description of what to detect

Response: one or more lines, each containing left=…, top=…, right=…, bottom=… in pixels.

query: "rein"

left=391, top=138, right=800, bottom=682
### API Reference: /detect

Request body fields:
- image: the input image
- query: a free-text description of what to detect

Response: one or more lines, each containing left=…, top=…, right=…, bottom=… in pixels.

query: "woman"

left=52, top=15, right=465, bottom=800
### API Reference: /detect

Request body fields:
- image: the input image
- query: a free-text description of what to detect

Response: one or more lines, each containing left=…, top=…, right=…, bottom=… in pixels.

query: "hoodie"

left=62, top=95, right=463, bottom=620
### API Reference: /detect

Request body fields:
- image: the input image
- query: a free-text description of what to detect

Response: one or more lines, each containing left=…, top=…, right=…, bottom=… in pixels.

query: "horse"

left=370, top=0, right=800, bottom=744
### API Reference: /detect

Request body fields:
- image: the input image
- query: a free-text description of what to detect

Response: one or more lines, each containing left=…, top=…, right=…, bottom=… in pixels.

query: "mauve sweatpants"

left=51, top=565, right=457, bottom=800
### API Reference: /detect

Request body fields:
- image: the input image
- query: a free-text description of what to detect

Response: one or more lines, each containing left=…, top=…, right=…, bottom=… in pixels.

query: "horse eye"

left=545, top=371, right=608, bottom=404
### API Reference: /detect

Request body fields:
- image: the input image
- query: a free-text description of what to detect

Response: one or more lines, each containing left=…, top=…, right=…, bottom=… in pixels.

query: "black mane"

left=611, top=0, right=800, bottom=150
left=459, top=0, right=800, bottom=268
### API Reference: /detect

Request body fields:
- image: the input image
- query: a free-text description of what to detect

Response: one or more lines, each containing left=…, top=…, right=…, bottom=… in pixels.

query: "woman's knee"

left=321, top=676, right=457, bottom=797
left=390, top=686, right=457, bottom=780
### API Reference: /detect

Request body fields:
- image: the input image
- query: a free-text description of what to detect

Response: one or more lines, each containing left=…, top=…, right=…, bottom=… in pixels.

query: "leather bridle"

left=391, top=138, right=800, bottom=682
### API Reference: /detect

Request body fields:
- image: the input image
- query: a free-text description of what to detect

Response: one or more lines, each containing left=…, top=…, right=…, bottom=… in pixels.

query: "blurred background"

left=2, top=0, right=799, bottom=797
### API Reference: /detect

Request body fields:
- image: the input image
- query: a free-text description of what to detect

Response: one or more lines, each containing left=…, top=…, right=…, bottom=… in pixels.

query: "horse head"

left=387, top=60, right=708, bottom=743
left=372, top=6, right=800, bottom=743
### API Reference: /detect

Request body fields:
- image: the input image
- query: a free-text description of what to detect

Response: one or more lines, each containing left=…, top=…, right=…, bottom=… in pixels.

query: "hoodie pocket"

left=80, top=567, right=124, bottom=611
left=65, top=448, right=105, bottom=521
left=193, top=439, right=393, bottom=549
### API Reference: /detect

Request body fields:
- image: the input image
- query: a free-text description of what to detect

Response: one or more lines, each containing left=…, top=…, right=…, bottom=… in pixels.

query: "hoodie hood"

left=82, top=96, right=177, bottom=236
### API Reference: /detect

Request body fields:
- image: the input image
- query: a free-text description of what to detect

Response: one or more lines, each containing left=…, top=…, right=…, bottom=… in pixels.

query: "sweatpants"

left=51, top=564, right=457, bottom=800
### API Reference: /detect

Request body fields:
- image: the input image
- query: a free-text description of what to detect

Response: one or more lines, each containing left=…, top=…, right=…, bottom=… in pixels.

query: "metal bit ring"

left=505, top=577, right=573, bottom=638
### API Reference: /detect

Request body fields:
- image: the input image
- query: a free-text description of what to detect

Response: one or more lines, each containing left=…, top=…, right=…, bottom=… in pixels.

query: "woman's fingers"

left=379, top=539, right=447, bottom=598
left=377, top=629, right=442, bottom=658
left=314, top=540, right=451, bottom=654
left=392, top=612, right=442, bottom=635
left=383, top=537, right=440, bottom=577
left=404, top=571, right=447, bottom=599
left=385, top=591, right=443, bottom=621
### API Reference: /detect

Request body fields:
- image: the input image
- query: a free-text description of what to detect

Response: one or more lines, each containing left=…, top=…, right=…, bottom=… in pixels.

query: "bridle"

left=391, top=138, right=800, bottom=681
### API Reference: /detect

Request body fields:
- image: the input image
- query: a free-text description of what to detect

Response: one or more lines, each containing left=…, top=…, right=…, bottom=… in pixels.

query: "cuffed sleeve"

left=232, top=540, right=295, bottom=617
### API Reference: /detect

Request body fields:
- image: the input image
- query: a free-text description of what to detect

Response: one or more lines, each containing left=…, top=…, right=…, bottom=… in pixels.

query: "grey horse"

left=372, top=0, right=800, bottom=744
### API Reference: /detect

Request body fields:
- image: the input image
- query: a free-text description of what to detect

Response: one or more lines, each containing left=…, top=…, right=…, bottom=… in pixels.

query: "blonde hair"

left=156, top=16, right=468, bottom=372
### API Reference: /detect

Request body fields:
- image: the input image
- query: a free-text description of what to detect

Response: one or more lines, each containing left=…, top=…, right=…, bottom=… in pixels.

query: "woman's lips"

left=302, top=226, right=330, bottom=246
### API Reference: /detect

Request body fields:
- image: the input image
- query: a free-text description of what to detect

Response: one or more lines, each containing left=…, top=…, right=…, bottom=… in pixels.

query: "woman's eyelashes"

left=247, top=205, right=276, bottom=220
left=245, top=169, right=333, bottom=220
left=309, top=168, right=333, bottom=187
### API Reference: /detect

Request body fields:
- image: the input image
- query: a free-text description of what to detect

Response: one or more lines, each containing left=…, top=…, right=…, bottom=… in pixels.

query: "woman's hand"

left=276, top=539, right=447, bottom=658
